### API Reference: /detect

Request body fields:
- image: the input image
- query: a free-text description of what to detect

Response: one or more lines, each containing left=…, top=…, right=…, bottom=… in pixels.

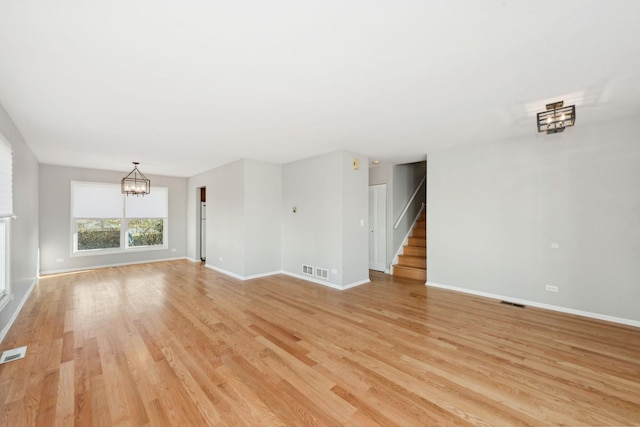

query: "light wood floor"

left=1, top=260, right=639, bottom=426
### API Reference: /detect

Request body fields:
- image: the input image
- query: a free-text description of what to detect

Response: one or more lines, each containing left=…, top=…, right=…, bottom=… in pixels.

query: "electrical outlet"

left=545, top=285, right=559, bottom=293
left=56, top=258, right=65, bottom=263
left=171, top=248, right=177, bottom=252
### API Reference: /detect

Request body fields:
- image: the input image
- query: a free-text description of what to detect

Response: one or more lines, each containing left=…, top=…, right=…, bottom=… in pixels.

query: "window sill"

left=72, top=245, right=169, bottom=257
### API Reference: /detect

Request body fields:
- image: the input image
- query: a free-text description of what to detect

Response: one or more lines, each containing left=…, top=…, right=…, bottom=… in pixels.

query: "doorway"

left=197, top=187, right=206, bottom=262
left=369, top=184, right=386, bottom=271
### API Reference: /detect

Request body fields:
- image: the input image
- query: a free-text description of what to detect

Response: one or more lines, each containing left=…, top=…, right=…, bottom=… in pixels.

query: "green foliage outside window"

left=76, top=218, right=164, bottom=250
left=77, top=219, right=121, bottom=250
left=128, top=218, right=164, bottom=247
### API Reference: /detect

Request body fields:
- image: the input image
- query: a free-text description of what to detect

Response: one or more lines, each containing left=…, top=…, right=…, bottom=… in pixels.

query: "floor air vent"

left=0, top=346, right=27, bottom=364
left=500, top=301, right=526, bottom=308
left=302, top=264, right=314, bottom=276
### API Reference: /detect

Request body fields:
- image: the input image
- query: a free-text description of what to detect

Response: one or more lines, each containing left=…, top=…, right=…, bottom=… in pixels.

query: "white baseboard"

left=281, top=271, right=369, bottom=290
left=39, top=256, right=189, bottom=276
left=426, top=281, right=640, bottom=329
left=341, top=278, right=371, bottom=290
left=203, top=264, right=280, bottom=281
left=0, top=279, right=37, bottom=344
left=203, top=265, right=370, bottom=290
left=243, top=270, right=283, bottom=280
left=204, top=264, right=243, bottom=280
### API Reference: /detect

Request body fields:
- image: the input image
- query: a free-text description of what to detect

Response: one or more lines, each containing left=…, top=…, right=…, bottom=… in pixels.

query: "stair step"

left=392, top=265, right=426, bottom=281
left=415, top=220, right=426, bottom=229
left=403, top=245, right=426, bottom=257
left=407, top=236, right=426, bottom=247
left=398, top=255, right=426, bottom=269
left=412, top=228, right=426, bottom=238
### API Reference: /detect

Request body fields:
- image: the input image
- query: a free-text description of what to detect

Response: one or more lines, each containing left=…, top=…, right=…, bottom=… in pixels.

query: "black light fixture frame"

left=537, top=101, right=576, bottom=134
left=121, top=162, right=150, bottom=196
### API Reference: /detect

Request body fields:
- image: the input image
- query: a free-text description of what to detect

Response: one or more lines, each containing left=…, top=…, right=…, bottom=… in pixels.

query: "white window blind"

left=0, top=138, right=12, bottom=218
left=71, top=182, right=123, bottom=218
left=125, top=187, right=168, bottom=218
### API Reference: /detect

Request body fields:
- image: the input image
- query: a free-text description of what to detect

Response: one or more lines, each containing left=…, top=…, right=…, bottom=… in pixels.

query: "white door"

left=369, top=184, right=386, bottom=271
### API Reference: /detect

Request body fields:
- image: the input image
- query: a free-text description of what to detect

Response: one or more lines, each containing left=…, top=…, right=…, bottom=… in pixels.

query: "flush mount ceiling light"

left=537, top=101, right=576, bottom=134
left=121, top=162, right=150, bottom=196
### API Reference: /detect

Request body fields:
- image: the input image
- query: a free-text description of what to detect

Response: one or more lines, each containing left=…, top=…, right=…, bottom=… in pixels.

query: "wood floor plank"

left=0, top=260, right=639, bottom=426
left=55, top=360, right=74, bottom=427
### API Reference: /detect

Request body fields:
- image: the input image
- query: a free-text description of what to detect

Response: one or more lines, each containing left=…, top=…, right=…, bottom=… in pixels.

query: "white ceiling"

left=1, top=1, right=639, bottom=177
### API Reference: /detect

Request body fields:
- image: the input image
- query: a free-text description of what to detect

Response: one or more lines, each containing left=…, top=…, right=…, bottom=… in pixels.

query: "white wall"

left=39, top=164, right=188, bottom=273
left=427, top=117, right=640, bottom=323
left=0, top=102, right=39, bottom=341
left=282, top=150, right=369, bottom=287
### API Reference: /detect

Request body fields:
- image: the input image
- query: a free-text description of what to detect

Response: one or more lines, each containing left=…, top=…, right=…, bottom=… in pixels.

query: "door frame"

left=369, top=184, right=387, bottom=272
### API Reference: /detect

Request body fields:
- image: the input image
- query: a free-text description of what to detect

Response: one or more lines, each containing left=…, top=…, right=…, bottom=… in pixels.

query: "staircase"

left=392, top=211, right=426, bottom=281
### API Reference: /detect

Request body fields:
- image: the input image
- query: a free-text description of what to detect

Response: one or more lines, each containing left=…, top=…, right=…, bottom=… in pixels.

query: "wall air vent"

left=316, top=268, right=329, bottom=280
left=302, top=264, right=314, bottom=276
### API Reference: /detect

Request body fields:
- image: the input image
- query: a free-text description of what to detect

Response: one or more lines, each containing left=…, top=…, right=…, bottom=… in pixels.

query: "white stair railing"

left=393, top=176, right=426, bottom=229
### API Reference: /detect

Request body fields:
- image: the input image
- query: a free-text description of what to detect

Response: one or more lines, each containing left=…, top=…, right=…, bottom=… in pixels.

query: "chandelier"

left=121, top=162, right=150, bottom=196
left=537, top=101, right=576, bottom=134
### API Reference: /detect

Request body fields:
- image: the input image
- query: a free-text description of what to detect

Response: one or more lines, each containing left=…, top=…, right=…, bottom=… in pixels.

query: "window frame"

left=0, top=217, right=11, bottom=312
left=71, top=181, right=169, bottom=256
left=0, top=134, right=13, bottom=312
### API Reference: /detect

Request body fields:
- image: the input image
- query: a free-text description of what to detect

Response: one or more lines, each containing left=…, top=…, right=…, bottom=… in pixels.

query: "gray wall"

left=0, top=102, right=39, bottom=340
left=282, top=150, right=369, bottom=287
left=244, top=160, right=282, bottom=277
left=427, top=117, right=640, bottom=323
left=188, top=153, right=368, bottom=286
left=39, top=164, right=188, bottom=273
left=187, top=159, right=281, bottom=278
left=340, top=151, right=370, bottom=285
left=282, top=151, right=343, bottom=283
left=203, top=160, right=246, bottom=276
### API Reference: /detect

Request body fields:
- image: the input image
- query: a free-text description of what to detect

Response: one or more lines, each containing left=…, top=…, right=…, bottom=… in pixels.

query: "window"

left=125, top=187, right=168, bottom=249
left=77, top=219, right=121, bottom=250
left=0, top=136, right=12, bottom=310
left=0, top=218, right=10, bottom=310
left=71, top=182, right=168, bottom=255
